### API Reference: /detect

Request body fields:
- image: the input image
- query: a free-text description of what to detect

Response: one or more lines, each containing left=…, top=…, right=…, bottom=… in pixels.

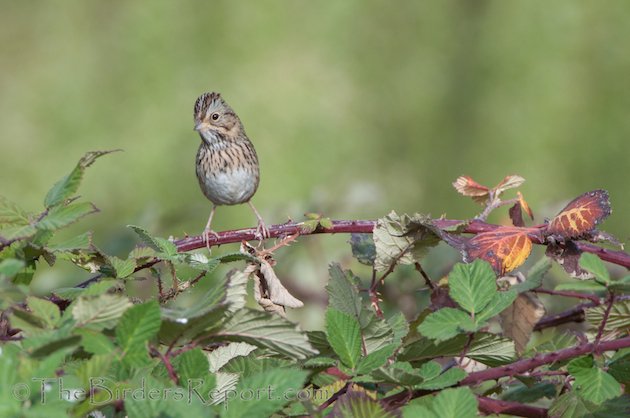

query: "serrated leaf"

left=449, top=260, right=497, bottom=315
left=225, top=269, right=249, bottom=313
left=174, top=347, right=210, bottom=381
left=26, top=296, right=60, bottom=328
left=586, top=300, right=630, bottom=334
left=355, top=343, right=397, bottom=375
left=373, top=211, right=440, bottom=272
left=128, top=225, right=178, bottom=255
left=417, top=308, right=474, bottom=342
left=326, top=308, right=362, bottom=369
left=568, top=356, right=622, bottom=405
left=72, top=294, right=132, bottom=330
left=116, top=301, right=161, bottom=367
left=47, top=232, right=92, bottom=251
left=349, top=233, right=376, bottom=265
left=37, top=202, right=98, bottom=231
left=329, top=390, right=399, bottom=418
left=579, top=252, right=611, bottom=284
left=207, top=342, right=258, bottom=372
left=370, top=361, right=424, bottom=386
left=0, top=196, right=30, bottom=226
left=549, top=391, right=630, bottom=418
left=431, top=387, right=478, bottom=418
left=44, top=150, right=119, bottom=208
left=326, top=264, right=364, bottom=323
left=213, top=308, right=317, bottom=359
left=223, top=368, right=308, bottom=418
left=107, top=255, right=136, bottom=279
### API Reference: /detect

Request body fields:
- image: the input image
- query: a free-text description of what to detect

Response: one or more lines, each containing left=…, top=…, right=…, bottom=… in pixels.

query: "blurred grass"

left=2, top=1, right=629, bottom=297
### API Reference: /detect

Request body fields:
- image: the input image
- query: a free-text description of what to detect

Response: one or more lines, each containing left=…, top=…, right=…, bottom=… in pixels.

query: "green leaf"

left=555, top=281, right=607, bottom=293
left=416, top=367, right=466, bottom=390
left=512, top=256, right=552, bottom=293
left=373, top=211, right=441, bottom=272
left=44, top=150, right=119, bottom=208
left=128, top=225, right=178, bottom=256
left=116, top=301, right=161, bottom=367
left=72, top=294, right=132, bottom=330
left=502, top=382, right=556, bottom=403
left=329, top=391, right=399, bottom=418
left=326, top=264, right=364, bottom=323
left=449, top=260, right=497, bottom=316
left=609, top=276, right=630, bottom=294
left=223, top=368, right=308, bottom=418
left=431, top=387, right=478, bottom=418
left=37, top=202, right=98, bottom=231
left=369, top=361, right=424, bottom=386
left=0, top=196, right=30, bottom=226
left=400, top=333, right=515, bottom=366
left=75, top=328, right=116, bottom=355
left=107, top=255, right=136, bottom=279
left=579, top=252, right=611, bottom=284
left=417, top=308, right=474, bottom=342
left=47, top=232, right=92, bottom=251
left=349, top=233, right=376, bottom=265
left=213, top=308, right=318, bottom=359
left=549, top=392, right=630, bottom=418
left=476, top=289, right=517, bottom=323
left=173, top=348, right=215, bottom=402
left=586, top=300, right=630, bottom=333
left=568, top=356, right=622, bottom=404
left=0, top=258, right=25, bottom=279
left=26, top=296, right=60, bottom=328
left=325, top=308, right=362, bottom=369
left=355, top=343, right=397, bottom=375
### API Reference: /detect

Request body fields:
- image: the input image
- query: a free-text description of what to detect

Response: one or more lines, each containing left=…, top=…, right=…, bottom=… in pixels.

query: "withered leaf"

left=452, top=176, right=490, bottom=204
left=546, top=190, right=611, bottom=240
left=460, top=227, right=533, bottom=275
left=500, top=293, right=546, bottom=354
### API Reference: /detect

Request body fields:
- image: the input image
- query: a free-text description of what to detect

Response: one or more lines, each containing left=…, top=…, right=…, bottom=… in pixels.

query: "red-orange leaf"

left=464, top=227, right=533, bottom=274
left=546, top=190, right=611, bottom=239
left=453, top=176, right=490, bottom=204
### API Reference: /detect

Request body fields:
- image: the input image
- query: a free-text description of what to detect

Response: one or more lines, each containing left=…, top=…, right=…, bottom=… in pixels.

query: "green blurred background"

left=2, top=1, right=629, bottom=321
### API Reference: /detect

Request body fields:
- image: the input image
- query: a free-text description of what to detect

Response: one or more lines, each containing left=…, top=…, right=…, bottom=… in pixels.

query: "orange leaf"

left=453, top=176, right=490, bottom=204
left=464, top=227, right=533, bottom=274
left=494, top=175, right=526, bottom=195
left=517, top=192, right=534, bottom=220
left=546, top=190, right=611, bottom=239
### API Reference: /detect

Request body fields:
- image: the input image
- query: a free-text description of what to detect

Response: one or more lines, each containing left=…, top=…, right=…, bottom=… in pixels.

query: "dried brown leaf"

left=500, top=293, right=546, bottom=354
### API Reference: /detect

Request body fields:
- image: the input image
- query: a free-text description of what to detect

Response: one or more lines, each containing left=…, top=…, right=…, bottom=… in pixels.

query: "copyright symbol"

left=12, top=383, right=30, bottom=401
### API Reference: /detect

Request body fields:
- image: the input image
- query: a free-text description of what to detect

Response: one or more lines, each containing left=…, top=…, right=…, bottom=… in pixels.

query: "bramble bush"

left=1, top=151, right=630, bottom=417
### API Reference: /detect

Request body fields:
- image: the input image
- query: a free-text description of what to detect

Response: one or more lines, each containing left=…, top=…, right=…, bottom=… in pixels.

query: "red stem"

left=460, top=336, right=630, bottom=386
left=477, top=396, right=548, bottom=418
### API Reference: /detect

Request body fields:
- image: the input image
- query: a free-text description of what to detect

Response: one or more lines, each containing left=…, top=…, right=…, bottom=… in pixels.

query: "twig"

left=72, top=218, right=630, bottom=290
left=477, top=396, right=548, bottom=418
left=415, top=262, right=435, bottom=289
left=594, top=293, right=615, bottom=350
left=534, top=294, right=630, bottom=331
left=369, top=268, right=384, bottom=318
left=150, top=346, right=179, bottom=385
left=317, top=381, right=349, bottom=411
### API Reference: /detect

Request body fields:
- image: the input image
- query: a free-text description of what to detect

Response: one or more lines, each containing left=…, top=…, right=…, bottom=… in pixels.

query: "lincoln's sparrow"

left=193, top=92, right=269, bottom=246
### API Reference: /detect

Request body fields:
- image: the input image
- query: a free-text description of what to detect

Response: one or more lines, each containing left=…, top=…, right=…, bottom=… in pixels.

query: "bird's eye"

left=211, top=113, right=219, bottom=121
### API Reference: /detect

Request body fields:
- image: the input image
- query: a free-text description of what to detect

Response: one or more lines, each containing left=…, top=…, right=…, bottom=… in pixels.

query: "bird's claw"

left=203, top=228, right=220, bottom=251
left=254, top=220, right=270, bottom=244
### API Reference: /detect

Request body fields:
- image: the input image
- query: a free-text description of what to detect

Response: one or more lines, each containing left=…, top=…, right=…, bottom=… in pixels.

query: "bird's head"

left=193, top=92, right=244, bottom=141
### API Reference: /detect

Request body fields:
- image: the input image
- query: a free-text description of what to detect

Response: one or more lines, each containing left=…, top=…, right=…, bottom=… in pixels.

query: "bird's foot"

left=254, top=220, right=270, bottom=244
left=203, top=228, right=220, bottom=251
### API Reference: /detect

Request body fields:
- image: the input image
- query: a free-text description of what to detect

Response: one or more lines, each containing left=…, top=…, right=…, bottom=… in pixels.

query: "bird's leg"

left=203, top=205, right=220, bottom=251
left=247, top=201, right=270, bottom=242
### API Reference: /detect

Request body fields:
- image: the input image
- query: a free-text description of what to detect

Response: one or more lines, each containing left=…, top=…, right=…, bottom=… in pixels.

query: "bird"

left=193, top=92, right=269, bottom=248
